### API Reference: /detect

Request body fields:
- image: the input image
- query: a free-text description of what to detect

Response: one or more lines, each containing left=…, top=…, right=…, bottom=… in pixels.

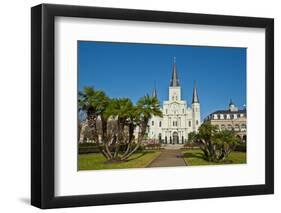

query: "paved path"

left=147, top=150, right=187, bottom=168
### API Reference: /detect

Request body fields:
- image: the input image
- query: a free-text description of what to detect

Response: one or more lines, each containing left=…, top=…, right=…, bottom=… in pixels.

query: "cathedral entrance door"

left=172, top=132, right=178, bottom=144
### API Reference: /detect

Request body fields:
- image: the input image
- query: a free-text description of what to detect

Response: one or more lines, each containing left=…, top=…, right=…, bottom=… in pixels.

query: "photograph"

left=77, top=41, right=247, bottom=170
left=29, top=2, right=274, bottom=209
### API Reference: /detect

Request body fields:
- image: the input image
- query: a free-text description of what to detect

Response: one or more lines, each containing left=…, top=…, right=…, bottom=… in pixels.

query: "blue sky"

left=78, top=41, right=246, bottom=119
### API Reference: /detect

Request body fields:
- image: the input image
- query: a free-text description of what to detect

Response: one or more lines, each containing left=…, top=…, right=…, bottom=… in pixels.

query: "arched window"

left=152, top=121, right=154, bottom=126
left=227, top=124, right=232, bottom=130
left=241, top=124, right=246, bottom=131
left=234, top=124, right=240, bottom=131
left=159, top=121, right=162, bottom=127
left=188, top=121, right=191, bottom=127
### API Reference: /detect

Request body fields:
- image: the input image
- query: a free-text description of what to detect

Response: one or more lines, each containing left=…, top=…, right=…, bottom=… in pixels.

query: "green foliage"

left=105, top=98, right=133, bottom=120
left=187, top=131, right=197, bottom=144
left=136, top=95, right=162, bottom=119
left=234, top=142, right=247, bottom=152
left=78, top=142, right=97, bottom=147
left=145, top=143, right=162, bottom=150
left=78, top=87, right=163, bottom=162
left=78, top=86, right=109, bottom=116
left=78, top=143, right=144, bottom=154
left=192, top=122, right=240, bottom=162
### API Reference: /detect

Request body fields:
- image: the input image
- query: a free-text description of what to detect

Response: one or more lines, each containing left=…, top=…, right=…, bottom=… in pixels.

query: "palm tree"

left=104, top=98, right=134, bottom=159
left=213, top=130, right=240, bottom=161
left=136, top=95, right=162, bottom=134
left=121, top=95, right=162, bottom=160
left=78, top=87, right=111, bottom=158
left=79, top=89, right=163, bottom=161
left=196, top=122, right=218, bottom=161
left=196, top=122, right=240, bottom=162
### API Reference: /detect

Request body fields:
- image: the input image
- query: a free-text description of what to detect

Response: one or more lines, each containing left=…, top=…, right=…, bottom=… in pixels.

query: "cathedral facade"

left=148, top=59, right=201, bottom=144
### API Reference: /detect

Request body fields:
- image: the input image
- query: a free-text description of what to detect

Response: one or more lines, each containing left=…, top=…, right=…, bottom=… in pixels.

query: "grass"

left=78, top=151, right=161, bottom=170
left=182, top=149, right=246, bottom=166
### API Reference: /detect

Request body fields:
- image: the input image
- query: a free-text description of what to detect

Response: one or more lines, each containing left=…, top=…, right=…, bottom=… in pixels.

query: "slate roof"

left=211, top=109, right=246, bottom=115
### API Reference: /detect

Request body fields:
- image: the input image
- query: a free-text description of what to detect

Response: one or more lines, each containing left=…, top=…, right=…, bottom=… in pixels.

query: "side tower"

left=192, top=81, right=201, bottom=132
left=148, top=84, right=163, bottom=141
left=169, top=57, right=181, bottom=101
left=152, top=82, right=157, bottom=99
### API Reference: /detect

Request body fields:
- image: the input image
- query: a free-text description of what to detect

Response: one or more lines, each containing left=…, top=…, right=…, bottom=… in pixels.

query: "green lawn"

left=78, top=151, right=161, bottom=170
left=182, top=149, right=246, bottom=166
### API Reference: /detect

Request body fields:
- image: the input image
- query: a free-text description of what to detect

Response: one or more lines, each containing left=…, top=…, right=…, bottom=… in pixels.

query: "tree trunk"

left=78, top=122, right=87, bottom=143
left=104, top=142, right=113, bottom=159
left=87, top=114, right=110, bottom=159
left=121, top=122, right=147, bottom=160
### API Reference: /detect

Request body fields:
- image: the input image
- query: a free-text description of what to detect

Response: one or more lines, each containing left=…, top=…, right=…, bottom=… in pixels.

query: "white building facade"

left=148, top=59, right=201, bottom=144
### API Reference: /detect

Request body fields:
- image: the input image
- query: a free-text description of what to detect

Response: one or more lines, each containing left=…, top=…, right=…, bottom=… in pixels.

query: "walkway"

left=147, top=149, right=187, bottom=167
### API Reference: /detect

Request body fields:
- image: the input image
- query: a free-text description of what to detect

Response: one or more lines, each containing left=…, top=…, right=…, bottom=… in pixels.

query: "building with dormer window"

left=204, top=100, right=247, bottom=142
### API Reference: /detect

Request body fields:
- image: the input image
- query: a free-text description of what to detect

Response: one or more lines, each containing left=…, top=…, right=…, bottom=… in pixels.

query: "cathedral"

left=148, top=58, right=201, bottom=144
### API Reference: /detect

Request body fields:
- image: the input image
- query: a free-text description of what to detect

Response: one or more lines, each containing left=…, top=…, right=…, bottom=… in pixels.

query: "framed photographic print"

left=31, top=3, right=274, bottom=209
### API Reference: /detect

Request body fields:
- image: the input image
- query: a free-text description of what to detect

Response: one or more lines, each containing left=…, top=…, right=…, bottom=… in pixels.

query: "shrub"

left=234, top=142, right=247, bottom=152
left=145, top=143, right=161, bottom=150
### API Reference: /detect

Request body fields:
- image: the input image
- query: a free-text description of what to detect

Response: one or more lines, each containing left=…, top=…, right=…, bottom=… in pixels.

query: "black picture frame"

left=31, top=3, right=274, bottom=209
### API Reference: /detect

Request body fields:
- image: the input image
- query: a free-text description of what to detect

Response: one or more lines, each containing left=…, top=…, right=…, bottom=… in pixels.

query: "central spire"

left=170, top=57, right=180, bottom=87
